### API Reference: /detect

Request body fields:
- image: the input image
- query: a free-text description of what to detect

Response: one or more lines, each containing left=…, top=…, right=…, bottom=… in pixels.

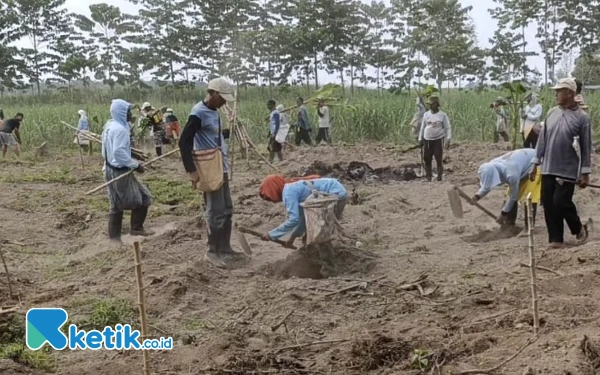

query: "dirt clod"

left=348, top=334, right=410, bottom=371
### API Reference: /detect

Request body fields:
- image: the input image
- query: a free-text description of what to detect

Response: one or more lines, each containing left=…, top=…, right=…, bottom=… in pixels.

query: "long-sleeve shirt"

left=520, top=104, right=543, bottom=132
left=269, top=178, right=347, bottom=240
left=533, top=106, right=592, bottom=180
left=78, top=117, right=89, bottom=132
left=102, top=99, right=139, bottom=171
left=476, top=149, right=536, bottom=213
left=179, top=101, right=230, bottom=174
left=269, top=110, right=280, bottom=136
left=418, top=110, right=451, bottom=142
left=298, top=106, right=310, bottom=130
left=495, top=107, right=508, bottom=132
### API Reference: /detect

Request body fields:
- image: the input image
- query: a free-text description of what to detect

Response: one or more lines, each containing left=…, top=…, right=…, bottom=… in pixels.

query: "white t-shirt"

left=318, top=106, right=330, bottom=128
left=418, top=111, right=451, bottom=141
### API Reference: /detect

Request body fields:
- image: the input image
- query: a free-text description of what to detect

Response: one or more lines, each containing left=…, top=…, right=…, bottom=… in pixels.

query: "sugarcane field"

left=3, top=0, right=600, bottom=374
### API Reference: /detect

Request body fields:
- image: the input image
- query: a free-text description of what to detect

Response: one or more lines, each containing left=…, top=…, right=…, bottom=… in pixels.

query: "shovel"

left=447, top=186, right=500, bottom=221
left=236, top=225, right=297, bottom=250
left=234, top=223, right=253, bottom=255
left=556, top=177, right=600, bottom=189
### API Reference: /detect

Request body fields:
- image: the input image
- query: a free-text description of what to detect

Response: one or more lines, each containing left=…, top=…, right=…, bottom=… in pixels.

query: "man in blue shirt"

left=102, top=99, right=152, bottom=242
left=179, top=78, right=242, bottom=267
left=267, top=100, right=283, bottom=162
left=295, top=97, right=312, bottom=146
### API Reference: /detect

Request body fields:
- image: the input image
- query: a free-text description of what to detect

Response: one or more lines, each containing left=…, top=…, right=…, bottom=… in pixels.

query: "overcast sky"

left=62, top=0, right=545, bottom=83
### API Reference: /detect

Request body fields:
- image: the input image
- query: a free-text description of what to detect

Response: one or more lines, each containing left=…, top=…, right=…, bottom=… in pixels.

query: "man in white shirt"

left=315, top=97, right=332, bottom=145
left=418, top=96, right=452, bottom=182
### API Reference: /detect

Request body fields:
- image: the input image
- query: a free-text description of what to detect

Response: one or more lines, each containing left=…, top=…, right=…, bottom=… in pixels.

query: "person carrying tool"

left=179, top=77, right=242, bottom=267
left=295, top=97, right=312, bottom=146
left=315, top=97, right=332, bottom=145
left=411, top=95, right=427, bottom=141
left=491, top=97, right=510, bottom=143
left=418, top=96, right=451, bottom=182
left=259, top=174, right=346, bottom=247
left=267, top=100, right=283, bottom=162
left=520, top=94, right=543, bottom=148
left=472, top=148, right=540, bottom=235
left=74, top=109, right=91, bottom=154
left=0, top=113, right=23, bottom=158
left=102, top=99, right=153, bottom=243
left=575, top=79, right=589, bottom=112
left=531, top=77, right=592, bottom=249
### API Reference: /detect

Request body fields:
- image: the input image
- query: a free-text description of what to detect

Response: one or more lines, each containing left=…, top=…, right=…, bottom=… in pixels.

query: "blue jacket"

left=78, top=117, right=89, bottom=131
left=102, top=99, right=139, bottom=170
left=298, top=106, right=310, bottom=130
left=190, top=102, right=229, bottom=173
left=477, top=148, right=535, bottom=213
left=269, top=178, right=347, bottom=240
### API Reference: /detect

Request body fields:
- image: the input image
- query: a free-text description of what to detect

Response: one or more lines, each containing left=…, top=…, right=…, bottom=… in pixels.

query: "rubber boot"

left=424, top=164, right=433, bottom=182
left=155, top=146, right=162, bottom=156
left=205, top=227, right=226, bottom=268
left=130, top=206, right=155, bottom=236
left=436, top=166, right=443, bottom=182
left=221, top=218, right=243, bottom=258
left=108, top=212, right=124, bottom=242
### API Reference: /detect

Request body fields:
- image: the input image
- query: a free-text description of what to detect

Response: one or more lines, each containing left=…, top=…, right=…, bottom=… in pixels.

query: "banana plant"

left=501, top=80, right=528, bottom=149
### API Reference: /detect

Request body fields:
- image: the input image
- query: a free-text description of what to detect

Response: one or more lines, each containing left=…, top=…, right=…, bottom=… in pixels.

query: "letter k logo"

left=26, top=308, right=69, bottom=350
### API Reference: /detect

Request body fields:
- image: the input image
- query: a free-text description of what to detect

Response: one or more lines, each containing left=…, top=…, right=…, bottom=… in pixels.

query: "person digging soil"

left=259, top=174, right=346, bottom=247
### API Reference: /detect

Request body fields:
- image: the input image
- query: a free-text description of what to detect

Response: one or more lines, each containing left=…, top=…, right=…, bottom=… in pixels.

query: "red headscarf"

left=259, top=174, right=321, bottom=202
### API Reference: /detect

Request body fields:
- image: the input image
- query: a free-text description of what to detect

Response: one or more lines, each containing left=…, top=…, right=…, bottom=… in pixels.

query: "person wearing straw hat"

left=259, top=174, right=345, bottom=247
left=472, top=148, right=540, bottom=234
left=418, top=95, right=451, bottom=182
left=520, top=93, right=543, bottom=148
left=179, top=77, right=242, bottom=267
left=491, top=97, right=510, bottom=143
left=102, top=99, right=153, bottom=242
left=530, top=77, right=592, bottom=249
left=575, top=79, right=589, bottom=112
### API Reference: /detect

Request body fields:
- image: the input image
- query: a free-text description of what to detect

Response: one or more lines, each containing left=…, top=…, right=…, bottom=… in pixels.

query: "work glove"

left=471, top=195, right=480, bottom=203
left=135, top=164, right=145, bottom=173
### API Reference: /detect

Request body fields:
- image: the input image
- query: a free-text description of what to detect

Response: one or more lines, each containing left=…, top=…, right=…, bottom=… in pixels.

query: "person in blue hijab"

left=472, top=148, right=540, bottom=233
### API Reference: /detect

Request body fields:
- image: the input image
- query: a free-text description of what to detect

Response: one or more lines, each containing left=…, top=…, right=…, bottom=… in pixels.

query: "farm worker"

left=74, top=110, right=91, bottom=154
left=267, top=100, right=283, bottom=162
left=295, top=97, right=312, bottom=146
left=101, top=99, right=153, bottom=242
left=259, top=175, right=346, bottom=247
left=418, top=96, right=451, bottom=182
left=0, top=113, right=23, bottom=158
left=492, top=97, right=510, bottom=143
left=531, top=77, right=592, bottom=249
left=164, top=108, right=181, bottom=143
left=472, top=148, right=540, bottom=235
left=575, top=79, right=588, bottom=112
left=179, top=77, right=241, bottom=267
left=315, top=97, right=332, bottom=145
left=276, top=104, right=291, bottom=147
left=520, top=94, right=543, bottom=148
left=410, top=95, right=427, bottom=140
left=0, top=109, right=4, bottom=126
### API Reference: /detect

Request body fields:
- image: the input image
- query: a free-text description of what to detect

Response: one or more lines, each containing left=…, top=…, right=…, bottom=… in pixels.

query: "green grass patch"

left=0, top=167, right=76, bottom=185
left=0, top=315, right=57, bottom=372
left=73, top=298, right=138, bottom=331
left=144, top=177, right=198, bottom=205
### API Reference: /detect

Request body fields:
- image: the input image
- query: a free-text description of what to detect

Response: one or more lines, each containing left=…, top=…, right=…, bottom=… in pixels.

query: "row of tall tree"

left=0, top=0, right=599, bottom=96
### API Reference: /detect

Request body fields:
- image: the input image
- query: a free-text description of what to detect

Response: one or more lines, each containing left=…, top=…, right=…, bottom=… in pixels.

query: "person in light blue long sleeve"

left=102, top=99, right=153, bottom=242
left=472, top=148, right=540, bottom=231
left=267, top=100, right=283, bottom=162
left=259, top=175, right=347, bottom=246
left=75, top=109, right=91, bottom=153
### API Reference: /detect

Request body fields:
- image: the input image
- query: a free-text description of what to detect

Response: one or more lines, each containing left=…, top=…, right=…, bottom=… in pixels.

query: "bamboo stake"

left=132, top=242, right=151, bottom=375
left=85, top=148, right=180, bottom=195
left=526, top=193, right=540, bottom=335
left=0, top=246, right=14, bottom=300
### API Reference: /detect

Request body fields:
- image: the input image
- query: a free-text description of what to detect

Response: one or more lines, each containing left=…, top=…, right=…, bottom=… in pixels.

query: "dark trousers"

left=523, top=132, right=538, bottom=148
left=315, top=127, right=331, bottom=145
left=493, top=131, right=509, bottom=143
left=268, top=137, right=283, bottom=162
left=423, top=139, right=443, bottom=181
left=541, top=174, right=582, bottom=243
left=506, top=201, right=537, bottom=228
left=203, top=174, right=233, bottom=230
left=295, top=128, right=312, bottom=146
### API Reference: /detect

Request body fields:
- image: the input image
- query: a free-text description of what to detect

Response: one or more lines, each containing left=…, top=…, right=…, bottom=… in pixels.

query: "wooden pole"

left=132, top=242, right=151, bottom=375
left=85, top=148, right=180, bottom=195
left=228, top=90, right=238, bottom=181
left=0, top=246, right=14, bottom=300
left=526, top=193, right=540, bottom=334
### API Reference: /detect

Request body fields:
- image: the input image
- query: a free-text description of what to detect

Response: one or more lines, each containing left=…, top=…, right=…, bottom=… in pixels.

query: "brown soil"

left=1, top=141, right=600, bottom=374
